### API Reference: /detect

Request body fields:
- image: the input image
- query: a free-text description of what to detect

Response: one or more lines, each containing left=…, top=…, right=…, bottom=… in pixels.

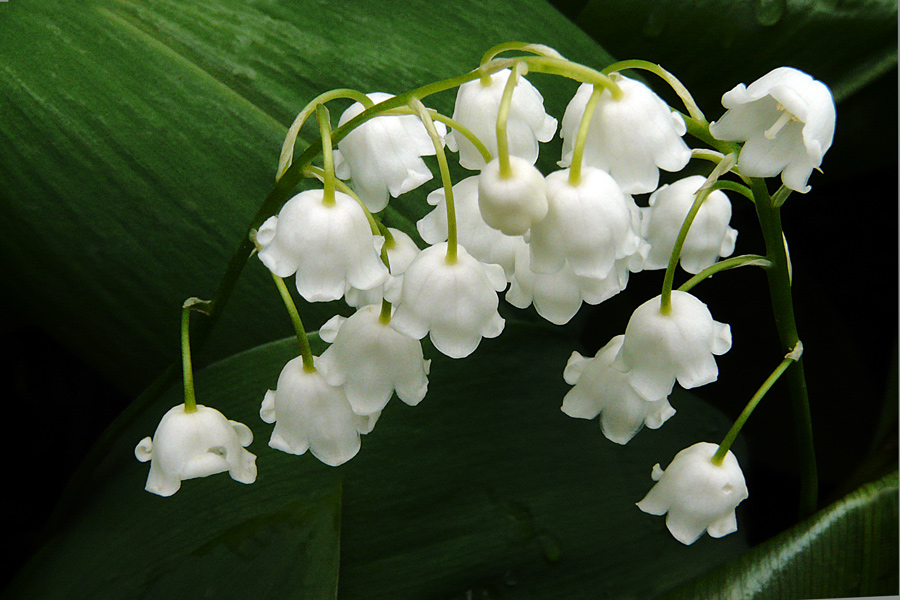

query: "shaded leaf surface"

left=7, top=326, right=748, bottom=599
left=661, top=471, right=899, bottom=600
left=0, top=0, right=614, bottom=394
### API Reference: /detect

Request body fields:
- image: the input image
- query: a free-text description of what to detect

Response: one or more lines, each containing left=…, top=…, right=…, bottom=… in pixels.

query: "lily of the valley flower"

left=559, top=77, right=692, bottom=194
left=417, top=176, right=519, bottom=279
left=637, top=442, right=749, bottom=545
left=334, top=92, right=446, bottom=212
left=345, top=227, right=421, bottom=308
left=529, top=167, right=646, bottom=279
left=506, top=239, right=630, bottom=325
left=447, top=68, right=557, bottom=170
left=260, top=356, right=369, bottom=466
left=317, top=304, right=431, bottom=415
left=135, top=404, right=257, bottom=497
left=614, top=291, right=732, bottom=401
left=390, top=242, right=506, bottom=359
left=257, top=189, right=388, bottom=303
left=709, top=67, right=835, bottom=193
left=641, top=175, right=738, bottom=274
left=562, top=335, right=676, bottom=444
left=477, top=156, right=548, bottom=236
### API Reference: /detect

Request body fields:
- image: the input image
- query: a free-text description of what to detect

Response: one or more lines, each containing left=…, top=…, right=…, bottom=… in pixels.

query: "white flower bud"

left=317, top=305, right=431, bottom=415
left=333, top=92, right=446, bottom=212
left=641, top=175, right=738, bottom=274
left=257, top=189, right=388, bottom=303
left=614, top=291, right=732, bottom=401
left=560, top=78, right=691, bottom=194
left=477, top=156, right=548, bottom=235
left=260, top=356, right=367, bottom=466
left=447, top=69, right=557, bottom=170
left=637, top=442, right=749, bottom=545
left=135, top=404, right=257, bottom=497
left=390, top=242, right=506, bottom=359
left=562, top=336, right=676, bottom=444
left=710, top=67, right=835, bottom=193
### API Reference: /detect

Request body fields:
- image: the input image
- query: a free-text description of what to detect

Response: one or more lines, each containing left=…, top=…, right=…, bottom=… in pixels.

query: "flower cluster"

left=137, top=47, right=834, bottom=548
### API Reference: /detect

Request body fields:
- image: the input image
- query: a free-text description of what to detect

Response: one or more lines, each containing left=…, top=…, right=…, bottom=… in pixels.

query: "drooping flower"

left=417, top=176, right=519, bottom=279
left=709, top=67, right=835, bottom=193
left=641, top=175, right=738, bottom=274
left=477, top=156, right=549, bottom=235
left=260, top=356, right=367, bottom=466
left=637, top=442, right=749, bottom=545
left=390, top=242, right=506, bottom=359
left=506, top=238, right=630, bottom=325
left=257, top=189, right=388, bottom=303
left=562, top=335, right=676, bottom=444
left=529, top=167, right=646, bottom=279
left=446, top=68, right=557, bottom=170
left=317, top=304, right=431, bottom=416
left=345, top=227, right=421, bottom=308
left=559, top=77, right=692, bottom=194
left=333, top=92, right=446, bottom=212
left=614, top=291, right=732, bottom=401
left=135, top=404, right=257, bottom=497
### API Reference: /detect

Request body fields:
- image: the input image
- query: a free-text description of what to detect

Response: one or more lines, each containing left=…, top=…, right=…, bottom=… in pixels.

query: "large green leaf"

left=574, top=0, right=898, bottom=107
left=0, top=0, right=614, bottom=394
left=6, top=326, right=750, bottom=599
left=661, top=471, right=899, bottom=599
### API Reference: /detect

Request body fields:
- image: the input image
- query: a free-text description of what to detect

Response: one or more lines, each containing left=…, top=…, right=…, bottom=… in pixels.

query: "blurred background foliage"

left=0, top=0, right=896, bottom=598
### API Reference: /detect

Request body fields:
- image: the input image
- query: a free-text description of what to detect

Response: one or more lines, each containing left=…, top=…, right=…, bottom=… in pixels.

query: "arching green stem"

left=480, top=41, right=563, bottom=65
left=751, top=177, right=818, bottom=516
left=677, top=254, right=772, bottom=293
left=518, top=56, right=623, bottom=99
left=602, top=59, right=705, bottom=122
left=316, top=104, right=336, bottom=206
left=382, top=107, right=493, bottom=165
left=277, top=89, right=374, bottom=180
left=713, top=342, right=804, bottom=465
left=180, top=301, right=199, bottom=413
left=271, top=274, right=316, bottom=372
left=409, top=97, right=458, bottom=263
left=568, top=84, right=603, bottom=186
left=496, top=61, right=525, bottom=178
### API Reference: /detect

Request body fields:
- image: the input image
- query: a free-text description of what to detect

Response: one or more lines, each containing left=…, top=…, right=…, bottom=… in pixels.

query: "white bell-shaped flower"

left=345, top=227, right=420, bottom=308
left=529, top=167, right=645, bottom=279
left=637, top=442, right=749, bottom=545
left=257, top=189, right=388, bottom=302
left=333, top=92, right=446, bottom=212
left=135, top=404, right=257, bottom=497
left=418, top=176, right=519, bottom=279
left=260, top=356, right=365, bottom=466
left=317, top=304, right=431, bottom=415
left=559, top=77, right=692, bottom=194
left=562, top=336, right=676, bottom=445
left=447, top=68, right=557, bottom=170
left=506, top=238, right=630, bottom=325
left=614, top=291, right=732, bottom=401
left=390, top=242, right=506, bottom=359
left=709, top=67, right=835, bottom=193
left=477, top=156, right=548, bottom=235
left=642, top=175, right=738, bottom=274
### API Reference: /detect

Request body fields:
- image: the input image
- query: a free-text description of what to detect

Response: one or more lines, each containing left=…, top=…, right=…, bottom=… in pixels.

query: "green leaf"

left=575, top=0, right=898, bottom=107
left=660, top=471, right=899, bottom=600
left=8, top=325, right=750, bottom=599
left=0, top=0, right=614, bottom=394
